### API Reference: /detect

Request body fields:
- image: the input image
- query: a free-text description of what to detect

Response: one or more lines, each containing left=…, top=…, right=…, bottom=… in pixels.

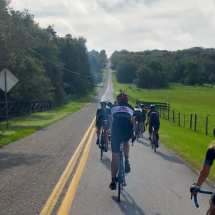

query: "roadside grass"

left=112, top=73, right=215, bottom=181
left=0, top=83, right=103, bottom=148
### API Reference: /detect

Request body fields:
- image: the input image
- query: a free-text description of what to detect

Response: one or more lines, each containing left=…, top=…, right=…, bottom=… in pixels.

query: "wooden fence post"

left=179, top=113, right=180, bottom=126
left=173, top=110, right=175, bottom=123
left=206, top=117, right=208, bottom=135
left=190, top=114, right=193, bottom=129
left=163, top=109, right=165, bottom=119
left=168, top=109, right=169, bottom=121
left=194, top=114, right=197, bottom=131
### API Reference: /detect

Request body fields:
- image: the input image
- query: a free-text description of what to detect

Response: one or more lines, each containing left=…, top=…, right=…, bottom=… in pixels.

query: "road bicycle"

left=117, top=142, right=126, bottom=202
left=150, top=127, right=157, bottom=153
left=99, top=120, right=107, bottom=160
left=134, top=121, right=140, bottom=144
left=140, top=121, right=145, bottom=138
left=191, top=189, right=213, bottom=215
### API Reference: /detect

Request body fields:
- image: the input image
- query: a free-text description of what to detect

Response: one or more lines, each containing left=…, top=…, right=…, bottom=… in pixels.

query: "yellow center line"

left=57, top=127, right=95, bottom=215
left=40, top=63, right=110, bottom=215
left=39, top=118, right=95, bottom=215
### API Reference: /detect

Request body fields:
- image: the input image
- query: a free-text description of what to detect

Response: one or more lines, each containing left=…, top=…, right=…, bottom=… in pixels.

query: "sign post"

left=0, top=68, right=19, bottom=129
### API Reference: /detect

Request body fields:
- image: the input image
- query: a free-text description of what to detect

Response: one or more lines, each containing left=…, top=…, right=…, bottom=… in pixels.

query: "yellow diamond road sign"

left=0, top=68, right=19, bottom=92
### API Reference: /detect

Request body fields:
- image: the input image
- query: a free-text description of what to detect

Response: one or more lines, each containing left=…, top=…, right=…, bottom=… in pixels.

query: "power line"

left=6, top=1, right=97, bottom=78
left=16, top=40, right=97, bottom=78
left=36, top=0, right=55, bottom=24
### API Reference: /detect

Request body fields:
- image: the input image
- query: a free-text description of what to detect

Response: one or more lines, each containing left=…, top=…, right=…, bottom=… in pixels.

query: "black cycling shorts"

left=135, top=116, right=142, bottom=123
left=111, top=123, right=133, bottom=153
left=142, top=117, right=146, bottom=123
left=149, top=121, right=160, bottom=133
left=96, top=120, right=110, bottom=131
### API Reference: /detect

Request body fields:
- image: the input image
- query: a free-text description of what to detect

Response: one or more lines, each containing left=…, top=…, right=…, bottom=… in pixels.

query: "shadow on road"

left=0, top=152, right=47, bottom=171
left=137, top=139, right=151, bottom=148
left=101, top=154, right=111, bottom=171
left=156, top=151, right=183, bottom=164
left=112, top=189, right=145, bottom=215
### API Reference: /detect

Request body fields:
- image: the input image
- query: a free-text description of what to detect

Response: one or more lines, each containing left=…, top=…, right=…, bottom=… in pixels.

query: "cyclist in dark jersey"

left=109, top=93, right=135, bottom=190
left=95, top=101, right=110, bottom=152
left=190, top=142, right=215, bottom=215
left=133, top=105, right=142, bottom=137
left=140, top=104, right=147, bottom=129
left=146, top=105, right=160, bottom=147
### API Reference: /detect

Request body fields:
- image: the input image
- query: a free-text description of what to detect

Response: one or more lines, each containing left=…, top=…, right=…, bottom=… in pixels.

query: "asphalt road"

left=0, top=61, right=213, bottom=215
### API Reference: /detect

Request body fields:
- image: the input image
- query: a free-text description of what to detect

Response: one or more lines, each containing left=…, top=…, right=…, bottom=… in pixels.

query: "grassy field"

left=112, top=73, right=215, bottom=181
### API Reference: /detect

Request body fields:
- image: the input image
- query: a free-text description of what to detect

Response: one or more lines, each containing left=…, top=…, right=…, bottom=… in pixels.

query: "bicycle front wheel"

left=118, top=181, right=121, bottom=202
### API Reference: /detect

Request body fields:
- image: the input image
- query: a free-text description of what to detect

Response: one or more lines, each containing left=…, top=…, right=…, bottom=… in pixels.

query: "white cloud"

left=11, top=0, right=215, bottom=56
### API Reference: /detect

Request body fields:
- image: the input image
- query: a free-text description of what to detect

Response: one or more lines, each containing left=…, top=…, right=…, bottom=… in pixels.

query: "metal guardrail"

left=0, top=94, right=77, bottom=121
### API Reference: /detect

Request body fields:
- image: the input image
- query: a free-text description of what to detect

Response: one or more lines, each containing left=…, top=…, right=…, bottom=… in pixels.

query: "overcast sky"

left=11, top=0, right=215, bottom=57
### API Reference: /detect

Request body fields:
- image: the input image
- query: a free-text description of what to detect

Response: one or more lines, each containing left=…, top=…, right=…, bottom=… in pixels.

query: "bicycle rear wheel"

left=153, top=134, right=156, bottom=153
left=100, top=132, right=104, bottom=160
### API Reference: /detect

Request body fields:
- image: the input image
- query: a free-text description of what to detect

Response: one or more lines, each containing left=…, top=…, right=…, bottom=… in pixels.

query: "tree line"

left=110, top=47, right=215, bottom=88
left=0, top=0, right=106, bottom=102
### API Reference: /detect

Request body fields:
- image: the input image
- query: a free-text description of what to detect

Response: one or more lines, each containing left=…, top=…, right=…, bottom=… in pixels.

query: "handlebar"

left=191, top=190, right=213, bottom=208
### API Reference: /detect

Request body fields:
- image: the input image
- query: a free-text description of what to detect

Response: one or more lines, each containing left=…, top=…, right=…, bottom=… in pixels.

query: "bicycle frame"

left=150, top=127, right=157, bottom=153
left=117, top=142, right=126, bottom=202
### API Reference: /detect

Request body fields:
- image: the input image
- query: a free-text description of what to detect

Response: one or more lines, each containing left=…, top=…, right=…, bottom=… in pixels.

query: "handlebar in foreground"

left=191, top=190, right=213, bottom=208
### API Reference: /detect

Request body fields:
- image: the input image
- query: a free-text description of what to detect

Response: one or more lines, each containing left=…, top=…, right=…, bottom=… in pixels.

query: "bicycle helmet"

left=117, top=93, right=128, bottom=103
left=135, top=105, right=140, bottom=109
left=140, top=104, right=145, bottom=108
left=107, top=101, right=112, bottom=107
left=150, top=104, right=155, bottom=110
left=100, top=100, right=107, bottom=107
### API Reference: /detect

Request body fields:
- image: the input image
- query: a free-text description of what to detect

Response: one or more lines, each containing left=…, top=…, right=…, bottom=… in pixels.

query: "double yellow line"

left=40, top=61, right=110, bottom=215
left=40, top=119, right=95, bottom=215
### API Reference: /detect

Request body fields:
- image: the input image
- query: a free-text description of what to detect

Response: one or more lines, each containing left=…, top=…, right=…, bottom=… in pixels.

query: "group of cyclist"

left=95, top=93, right=215, bottom=214
left=95, top=93, right=160, bottom=190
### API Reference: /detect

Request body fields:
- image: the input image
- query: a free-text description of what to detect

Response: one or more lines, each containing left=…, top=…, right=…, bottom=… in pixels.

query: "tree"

left=116, top=60, right=138, bottom=83
left=209, top=74, right=215, bottom=85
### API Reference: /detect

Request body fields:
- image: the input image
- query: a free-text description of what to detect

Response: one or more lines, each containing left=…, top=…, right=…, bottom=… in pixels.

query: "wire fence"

left=158, top=108, right=215, bottom=137
left=0, top=94, right=77, bottom=121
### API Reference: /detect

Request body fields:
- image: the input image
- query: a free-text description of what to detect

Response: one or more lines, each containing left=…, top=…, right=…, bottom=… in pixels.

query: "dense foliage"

left=88, top=50, right=107, bottom=84
left=0, top=0, right=105, bottom=102
left=111, top=47, right=215, bottom=88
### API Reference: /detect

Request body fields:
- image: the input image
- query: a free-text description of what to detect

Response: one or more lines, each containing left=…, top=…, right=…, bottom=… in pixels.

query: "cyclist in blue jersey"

left=190, top=141, right=215, bottom=215
left=95, top=101, right=110, bottom=152
left=109, top=93, right=135, bottom=190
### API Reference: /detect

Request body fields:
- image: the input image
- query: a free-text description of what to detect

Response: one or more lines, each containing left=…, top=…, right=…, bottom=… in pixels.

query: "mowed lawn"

left=112, top=74, right=215, bottom=181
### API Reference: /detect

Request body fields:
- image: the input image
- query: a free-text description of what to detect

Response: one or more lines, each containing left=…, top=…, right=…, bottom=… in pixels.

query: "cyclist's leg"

left=154, top=121, right=160, bottom=142
left=96, top=126, right=101, bottom=145
left=111, top=152, right=119, bottom=178
left=104, top=130, right=109, bottom=151
left=208, top=192, right=215, bottom=215
left=149, top=123, right=153, bottom=139
left=110, top=125, right=121, bottom=189
left=123, top=127, right=133, bottom=173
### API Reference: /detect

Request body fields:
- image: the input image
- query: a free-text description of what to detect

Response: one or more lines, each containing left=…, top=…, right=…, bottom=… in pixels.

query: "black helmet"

left=140, top=104, right=144, bottom=108
left=135, top=105, right=140, bottom=109
left=150, top=104, right=155, bottom=109
left=100, top=101, right=107, bottom=107
left=107, top=101, right=112, bottom=107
